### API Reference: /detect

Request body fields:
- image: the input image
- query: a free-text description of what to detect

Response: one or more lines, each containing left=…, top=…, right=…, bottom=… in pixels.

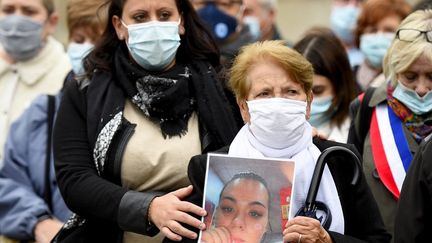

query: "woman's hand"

left=283, top=216, right=332, bottom=243
left=201, top=226, right=231, bottom=243
left=34, top=218, right=64, bottom=243
left=148, top=185, right=207, bottom=241
left=312, top=127, right=328, bottom=140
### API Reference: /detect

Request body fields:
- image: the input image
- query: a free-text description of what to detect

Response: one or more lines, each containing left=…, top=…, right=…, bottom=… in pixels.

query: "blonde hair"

left=384, top=9, right=432, bottom=85
left=229, top=40, right=313, bottom=101
left=66, top=0, right=108, bottom=39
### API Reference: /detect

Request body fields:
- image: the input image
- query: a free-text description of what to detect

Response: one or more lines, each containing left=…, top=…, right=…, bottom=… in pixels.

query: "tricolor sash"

left=370, top=104, right=413, bottom=199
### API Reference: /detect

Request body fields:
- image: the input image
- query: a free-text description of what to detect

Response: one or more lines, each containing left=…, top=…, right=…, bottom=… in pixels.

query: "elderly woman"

left=348, top=9, right=432, bottom=240
left=175, top=41, right=390, bottom=243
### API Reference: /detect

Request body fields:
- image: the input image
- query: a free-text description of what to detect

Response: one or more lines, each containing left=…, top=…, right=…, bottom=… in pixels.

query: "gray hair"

left=257, top=0, right=277, bottom=10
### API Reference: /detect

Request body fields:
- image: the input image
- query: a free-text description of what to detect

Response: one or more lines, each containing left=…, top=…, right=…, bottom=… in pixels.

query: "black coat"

left=165, top=138, right=391, bottom=243
left=394, top=135, right=432, bottom=243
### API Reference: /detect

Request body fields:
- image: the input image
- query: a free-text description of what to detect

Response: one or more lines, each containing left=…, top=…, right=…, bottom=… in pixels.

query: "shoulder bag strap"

left=44, top=95, right=55, bottom=211
left=357, top=87, right=376, bottom=151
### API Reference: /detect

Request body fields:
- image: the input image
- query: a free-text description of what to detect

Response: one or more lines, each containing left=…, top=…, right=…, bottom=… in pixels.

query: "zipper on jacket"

left=113, top=123, right=136, bottom=182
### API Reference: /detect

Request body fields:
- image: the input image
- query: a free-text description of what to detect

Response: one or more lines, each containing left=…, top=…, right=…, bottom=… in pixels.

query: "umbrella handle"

left=295, top=201, right=332, bottom=230
left=305, top=146, right=361, bottom=206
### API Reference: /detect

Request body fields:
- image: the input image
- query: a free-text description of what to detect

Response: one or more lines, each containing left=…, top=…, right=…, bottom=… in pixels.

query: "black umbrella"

left=295, top=146, right=361, bottom=230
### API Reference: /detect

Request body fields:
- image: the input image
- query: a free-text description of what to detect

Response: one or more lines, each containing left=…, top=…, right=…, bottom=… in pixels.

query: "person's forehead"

left=194, top=0, right=243, bottom=4
left=405, top=55, right=432, bottom=73
left=243, top=0, right=258, bottom=5
left=70, top=26, right=99, bottom=41
left=223, top=179, right=269, bottom=203
left=0, top=0, right=45, bottom=9
left=333, top=0, right=362, bottom=6
left=123, top=0, right=178, bottom=10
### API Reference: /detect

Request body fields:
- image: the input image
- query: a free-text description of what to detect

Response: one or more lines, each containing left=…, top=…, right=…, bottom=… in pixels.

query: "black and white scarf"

left=114, top=47, right=196, bottom=138
left=112, top=45, right=238, bottom=143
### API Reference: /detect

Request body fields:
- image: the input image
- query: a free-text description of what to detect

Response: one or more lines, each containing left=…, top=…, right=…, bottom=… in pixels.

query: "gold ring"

left=297, top=234, right=302, bottom=243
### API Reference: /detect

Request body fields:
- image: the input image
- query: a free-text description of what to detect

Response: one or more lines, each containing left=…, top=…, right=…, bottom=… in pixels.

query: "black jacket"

left=394, top=135, right=432, bottom=243
left=165, top=138, right=391, bottom=243
left=53, top=62, right=239, bottom=242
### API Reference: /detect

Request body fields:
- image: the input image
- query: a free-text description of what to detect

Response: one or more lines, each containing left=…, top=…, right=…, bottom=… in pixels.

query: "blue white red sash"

left=369, top=104, right=413, bottom=199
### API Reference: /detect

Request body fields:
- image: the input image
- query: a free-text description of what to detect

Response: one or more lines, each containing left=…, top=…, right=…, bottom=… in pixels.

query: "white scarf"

left=229, top=125, right=345, bottom=234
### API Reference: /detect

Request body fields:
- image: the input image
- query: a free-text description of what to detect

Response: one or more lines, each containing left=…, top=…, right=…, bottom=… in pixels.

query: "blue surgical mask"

left=0, top=15, right=44, bottom=61
left=197, top=3, right=238, bottom=42
left=393, top=81, right=432, bottom=115
left=122, top=19, right=181, bottom=71
left=309, top=96, right=334, bottom=127
left=67, top=42, right=94, bottom=75
left=330, top=5, right=359, bottom=44
left=360, top=32, right=394, bottom=69
left=243, top=16, right=261, bottom=40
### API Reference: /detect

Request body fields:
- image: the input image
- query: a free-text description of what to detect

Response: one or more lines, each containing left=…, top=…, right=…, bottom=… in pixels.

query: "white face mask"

left=393, top=81, right=432, bottom=114
left=243, top=16, right=261, bottom=40
left=67, top=42, right=94, bottom=75
left=122, top=19, right=181, bottom=71
left=247, top=98, right=310, bottom=149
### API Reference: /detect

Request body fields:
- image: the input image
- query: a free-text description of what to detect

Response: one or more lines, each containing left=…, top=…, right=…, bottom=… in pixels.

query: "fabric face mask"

left=309, top=96, right=334, bottom=127
left=393, top=81, right=432, bottom=115
left=197, top=3, right=238, bottom=42
left=67, top=42, right=94, bottom=75
left=247, top=98, right=309, bottom=149
left=0, top=15, right=44, bottom=61
left=122, top=19, right=181, bottom=71
left=330, top=5, right=359, bottom=43
left=243, top=16, right=261, bottom=40
left=360, top=32, right=394, bottom=69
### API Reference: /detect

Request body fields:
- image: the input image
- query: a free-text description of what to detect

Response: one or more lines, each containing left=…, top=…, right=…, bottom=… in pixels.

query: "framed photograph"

left=198, top=153, right=296, bottom=243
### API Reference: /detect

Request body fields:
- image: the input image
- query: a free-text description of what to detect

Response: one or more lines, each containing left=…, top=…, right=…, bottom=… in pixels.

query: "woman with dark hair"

left=294, top=27, right=357, bottom=142
left=53, top=0, right=239, bottom=242
left=84, top=0, right=222, bottom=73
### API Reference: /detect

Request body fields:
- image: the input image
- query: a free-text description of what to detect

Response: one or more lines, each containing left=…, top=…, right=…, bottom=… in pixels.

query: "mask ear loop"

left=235, top=3, right=246, bottom=33
left=120, top=19, right=129, bottom=29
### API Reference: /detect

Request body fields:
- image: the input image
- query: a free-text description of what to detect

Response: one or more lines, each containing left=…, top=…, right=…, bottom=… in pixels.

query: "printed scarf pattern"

left=114, top=46, right=195, bottom=138
left=386, top=82, right=432, bottom=142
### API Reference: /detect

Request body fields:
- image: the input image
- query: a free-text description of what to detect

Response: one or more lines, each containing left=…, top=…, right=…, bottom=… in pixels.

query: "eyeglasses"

left=396, top=28, right=432, bottom=43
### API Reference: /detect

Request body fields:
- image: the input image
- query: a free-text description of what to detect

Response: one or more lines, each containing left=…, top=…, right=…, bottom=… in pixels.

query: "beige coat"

left=0, top=36, right=71, bottom=163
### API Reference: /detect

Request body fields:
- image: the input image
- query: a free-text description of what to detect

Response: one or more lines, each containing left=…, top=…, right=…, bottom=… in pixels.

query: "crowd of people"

left=0, top=0, right=431, bottom=243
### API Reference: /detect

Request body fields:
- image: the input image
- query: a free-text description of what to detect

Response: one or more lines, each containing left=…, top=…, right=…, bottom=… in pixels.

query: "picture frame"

left=198, top=153, right=296, bottom=243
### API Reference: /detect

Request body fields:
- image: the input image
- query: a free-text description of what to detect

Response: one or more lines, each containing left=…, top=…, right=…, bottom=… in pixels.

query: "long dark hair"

left=84, top=0, right=220, bottom=75
left=294, top=27, right=357, bottom=127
